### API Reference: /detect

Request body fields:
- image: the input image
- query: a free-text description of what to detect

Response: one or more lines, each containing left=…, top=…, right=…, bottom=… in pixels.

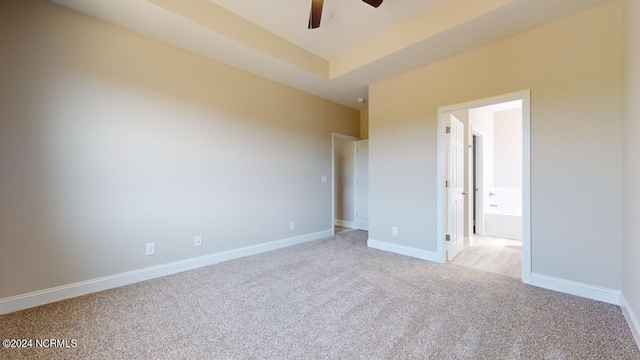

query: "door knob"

left=462, top=192, right=468, bottom=195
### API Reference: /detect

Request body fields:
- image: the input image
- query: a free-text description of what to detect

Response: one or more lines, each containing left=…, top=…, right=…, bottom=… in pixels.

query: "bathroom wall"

left=490, top=107, right=523, bottom=217
left=493, top=108, right=523, bottom=188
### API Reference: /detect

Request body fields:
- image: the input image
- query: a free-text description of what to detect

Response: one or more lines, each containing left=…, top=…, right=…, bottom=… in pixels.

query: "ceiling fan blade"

left=308, top=0, right=324, bottom=29
left=363, top=0, right=383, bottom=8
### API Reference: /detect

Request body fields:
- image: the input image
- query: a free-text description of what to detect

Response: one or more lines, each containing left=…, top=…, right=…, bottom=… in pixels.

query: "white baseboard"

left=0, top=229, right=333, bottom=315
left=367, top=238, right=441, bottom=263
left=335, top=219, right=356, bottom=228
left=484, top=231, right=522, bottom=240
left=530, top=273, right=620, bottom=305
left=621, top=294, right=640, bottom=350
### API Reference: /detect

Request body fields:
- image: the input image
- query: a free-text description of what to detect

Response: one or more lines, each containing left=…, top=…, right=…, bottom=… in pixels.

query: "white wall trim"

left=471, top=127, right=485, bottom=236
left=530, top=273, right=620, bottom=305
left=335, top=219, right=356, bottom=228
left=367, top=238, right=441, bottom=263
left=437, top=90, right=531, bottom=284
left=484, top=231, right=522, bottom=240
left=0, top=229, right=333, bottom=315
left=355, top=139, right=369, bottom=231
left=621, top=294, right=640, bottom=350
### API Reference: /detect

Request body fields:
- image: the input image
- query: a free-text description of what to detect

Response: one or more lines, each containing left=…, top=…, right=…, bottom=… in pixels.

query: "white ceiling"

left=51, top=0, right=612, bottom=109
left=210, top=0, right=445, bottom=59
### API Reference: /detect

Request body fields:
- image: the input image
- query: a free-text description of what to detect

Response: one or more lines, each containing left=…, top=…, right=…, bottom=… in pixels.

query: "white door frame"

left=355, top=140, right=370, bottom=231
left=471, top=127, right=485, bottom=236
left=436, top=90, right=531, bottom=284
left=332, top=133, right=359, bottom=235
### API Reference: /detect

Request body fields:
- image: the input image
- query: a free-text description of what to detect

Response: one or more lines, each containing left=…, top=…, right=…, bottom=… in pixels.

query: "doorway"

left=437, top=90, right=531, bottom=283
left=332, top=134, right=358, bottom=235
left=471, top=129, right=484, bottom=239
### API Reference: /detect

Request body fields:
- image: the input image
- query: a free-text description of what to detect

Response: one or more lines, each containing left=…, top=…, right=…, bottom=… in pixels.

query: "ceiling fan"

left=308, top=0, right=384, bottom=29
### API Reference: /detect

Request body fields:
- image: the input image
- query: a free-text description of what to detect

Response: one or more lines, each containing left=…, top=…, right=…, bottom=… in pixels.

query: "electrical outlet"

left=290, top=221, right=296, bottom=230
left=194, top=235, right=202, bottom=247
left=392, top=226, right=398, bottom=236
left=145, top=243, right=155, bottom=256
left=321, top=175, right=328, bottom=183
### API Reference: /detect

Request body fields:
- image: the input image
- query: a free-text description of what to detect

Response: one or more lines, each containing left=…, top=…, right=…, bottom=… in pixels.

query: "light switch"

left=321, top=175, right=328, bottom=183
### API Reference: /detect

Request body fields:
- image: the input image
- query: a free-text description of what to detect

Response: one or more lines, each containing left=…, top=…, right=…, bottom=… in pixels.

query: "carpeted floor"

left=1, top=230, right=638, bottom=359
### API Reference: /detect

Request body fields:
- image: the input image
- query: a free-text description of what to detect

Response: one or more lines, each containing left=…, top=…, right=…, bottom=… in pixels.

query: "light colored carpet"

left=1, top=230, right=638, bottom=359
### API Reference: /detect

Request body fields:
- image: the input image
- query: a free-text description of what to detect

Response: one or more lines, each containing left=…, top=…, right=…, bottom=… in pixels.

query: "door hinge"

left=445, top=180, right=450, bottom=188
left=446, top=234, right=451, bottom=241
left=446, top=126, right=451, bottom=134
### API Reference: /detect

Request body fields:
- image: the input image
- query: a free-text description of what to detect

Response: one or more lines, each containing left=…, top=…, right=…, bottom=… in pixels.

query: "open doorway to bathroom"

left=438, top=91, right=531, bottom=282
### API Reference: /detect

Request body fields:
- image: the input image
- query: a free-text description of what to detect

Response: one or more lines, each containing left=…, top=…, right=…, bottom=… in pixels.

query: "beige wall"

left=0, top=0, right=359, bottom=298
left=369, top=2, right=622, bottom=289
left=360, top=109, right=369, bottom=140
left=334, top=138, right=356, bottom=223
left=622, top=0, right=640, bottom=326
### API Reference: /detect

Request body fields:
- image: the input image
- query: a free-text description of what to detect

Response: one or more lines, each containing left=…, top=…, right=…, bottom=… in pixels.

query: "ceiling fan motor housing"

left=309, top=0, right=383, bottom=29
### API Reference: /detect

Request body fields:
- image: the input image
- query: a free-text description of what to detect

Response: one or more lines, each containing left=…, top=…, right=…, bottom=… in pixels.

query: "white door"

left=356, top=140, right=369, bottom=231
left=447, top=115, right=465, bottom=261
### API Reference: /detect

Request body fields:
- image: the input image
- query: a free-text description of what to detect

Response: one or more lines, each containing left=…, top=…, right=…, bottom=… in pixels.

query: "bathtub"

left=484, top=187, right=522, bottom=240
left=485, top=213, right=522, bottom=240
